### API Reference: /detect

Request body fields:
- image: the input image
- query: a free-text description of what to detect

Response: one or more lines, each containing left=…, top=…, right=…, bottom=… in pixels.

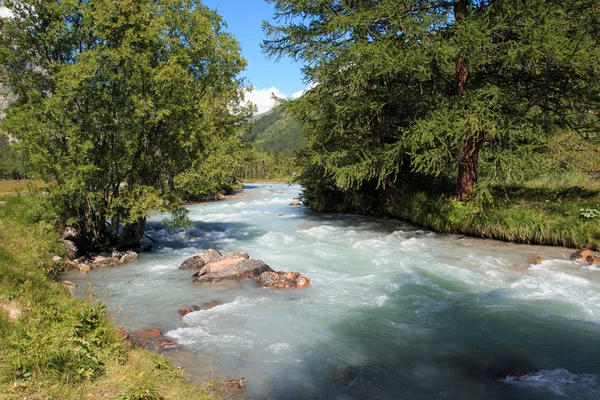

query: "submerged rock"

left=213, top=378, right=245, bottom=393
left=178, top=300, right=224, bottom=316
left=257, top=271, right=311, bottom=288
left=179, top=249, right=222, bottom=269
left=289, top=200, right=301, bottom=206
left=131, top=328, right=182, bottom=351
left=193, top=257, right=273, bottom=283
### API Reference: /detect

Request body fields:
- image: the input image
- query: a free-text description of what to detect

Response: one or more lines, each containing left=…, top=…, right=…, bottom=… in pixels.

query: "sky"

left=202, top=0, right=307, bottom=114
left=0, top=1, right=306, bottom=115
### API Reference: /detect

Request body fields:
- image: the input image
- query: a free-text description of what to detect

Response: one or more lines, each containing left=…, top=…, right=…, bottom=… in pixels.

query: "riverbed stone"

left=91, top=256, right=122, bottom=268
left=257, top=271, right=311, bottom=288
left=62, top=239, right=78, bottom=260
left=179, top=249, right=223, bottom=270
left=77, top=263, right=91, bottom=272
left=222, top=251, right=249, bottom=260
left=119, top=250, right=139, bottom=264
left=571, top=249, right=592, bottom=260
left=193, top=257, right=273, bottom=283
left=586, top=255, right=600, bottom=265
left=214, top=378, right=245, bottom=393
left=178, top=300, right=224, bottom=316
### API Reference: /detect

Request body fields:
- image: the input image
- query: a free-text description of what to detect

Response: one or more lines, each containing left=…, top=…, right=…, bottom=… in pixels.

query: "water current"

left=64, top=183, right=600, bottom=399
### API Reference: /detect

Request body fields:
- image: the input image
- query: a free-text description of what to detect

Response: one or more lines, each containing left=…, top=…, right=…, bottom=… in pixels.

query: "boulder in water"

left=289, top=200, right=301, bottom=206
left=178, top=300, right=224, bottom=316
left=222, top=251, right=249, bottom=260
left=179, top=249, right=222, bottom=270
left=91, top=255, right=122, bottom=268
left=193, top=257, right=273, bottom=283
left=257, top=271, right=311, bottom=288
left=586, top=255, right=600, bottom=265
left=571, top=249, right=592, bottom=260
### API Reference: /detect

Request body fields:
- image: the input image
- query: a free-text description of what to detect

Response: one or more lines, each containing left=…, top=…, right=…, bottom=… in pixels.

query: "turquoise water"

left=65, top=183, right=600, bottom=399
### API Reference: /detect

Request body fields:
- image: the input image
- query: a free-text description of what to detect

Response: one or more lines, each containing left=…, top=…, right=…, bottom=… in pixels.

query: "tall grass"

left=0, top=196, right=219, bottom=399
left=388, top=177, right=600, bottom=250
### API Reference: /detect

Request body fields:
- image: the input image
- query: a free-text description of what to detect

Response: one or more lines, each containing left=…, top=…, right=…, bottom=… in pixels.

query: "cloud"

left=244, top=84, right=312, bottom=115
left=243, top=87, right=286, bottom=115
left=0, top=7, right=13, bottom=18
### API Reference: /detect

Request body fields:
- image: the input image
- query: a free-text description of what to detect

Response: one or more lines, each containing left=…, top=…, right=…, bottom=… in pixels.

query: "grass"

left=0, top=179, right=46, bottom=197
left=387, top=176, right=600, bottom=250
left=0, top=196, right=220, bottom=399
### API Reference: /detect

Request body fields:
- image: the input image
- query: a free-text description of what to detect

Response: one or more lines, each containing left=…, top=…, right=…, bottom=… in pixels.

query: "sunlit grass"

left=388, top=176, right=600, bottom=250
left=0, top=180, right=46, bottom=197
left=0, top=196, right=220, bottom=399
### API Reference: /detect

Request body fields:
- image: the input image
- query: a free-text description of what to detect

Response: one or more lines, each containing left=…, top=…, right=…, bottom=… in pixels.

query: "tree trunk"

left=454, top=0, right=478, bottom=200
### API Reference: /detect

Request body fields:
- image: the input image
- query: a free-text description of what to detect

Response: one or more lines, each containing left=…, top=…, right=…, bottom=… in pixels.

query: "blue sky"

left=202, top=0, right=306, bottom=113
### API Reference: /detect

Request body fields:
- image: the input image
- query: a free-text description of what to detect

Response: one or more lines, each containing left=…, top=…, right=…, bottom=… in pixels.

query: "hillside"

left=242, top=107, right=304, bottom=155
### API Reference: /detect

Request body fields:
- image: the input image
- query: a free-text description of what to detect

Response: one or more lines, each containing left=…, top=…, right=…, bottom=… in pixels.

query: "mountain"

left=243, top=107, right=304, bottom=154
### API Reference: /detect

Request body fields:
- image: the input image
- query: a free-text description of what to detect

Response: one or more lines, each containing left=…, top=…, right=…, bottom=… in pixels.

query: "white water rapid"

left=64, top=183, right=600, bottom=399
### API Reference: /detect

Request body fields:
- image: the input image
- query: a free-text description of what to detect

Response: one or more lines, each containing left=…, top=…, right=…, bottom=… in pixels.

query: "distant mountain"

left=243, top=107, right=304, bottom=155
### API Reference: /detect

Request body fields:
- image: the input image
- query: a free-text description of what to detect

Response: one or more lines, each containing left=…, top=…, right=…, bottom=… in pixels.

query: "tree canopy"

left=0, top=0, right=252, bottom=250
left=264, top=0, right=600, bottom=210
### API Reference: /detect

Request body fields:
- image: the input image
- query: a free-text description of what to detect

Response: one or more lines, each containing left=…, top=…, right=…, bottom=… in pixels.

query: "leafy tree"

left=263, top=0, right=600, bottom=207
left=0, top=0, right=251, bottom=251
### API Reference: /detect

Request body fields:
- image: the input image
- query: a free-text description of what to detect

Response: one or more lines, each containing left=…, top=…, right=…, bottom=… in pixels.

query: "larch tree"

left=263, top=0, right=600, bottom=207
left=0, top=0, right=252, bottom=251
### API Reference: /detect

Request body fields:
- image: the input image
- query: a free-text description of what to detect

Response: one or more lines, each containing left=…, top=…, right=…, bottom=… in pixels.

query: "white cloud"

left=0, top=7, right=13, bottom=18
left=243, top=87, right=286, bottom=115
left=244, top=84, right=313, bottom=115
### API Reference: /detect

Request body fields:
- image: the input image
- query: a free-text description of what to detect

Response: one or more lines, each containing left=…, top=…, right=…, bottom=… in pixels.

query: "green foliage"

left=238, top=106, right=305, bottom=180
left=0, top=0, right=251, bottom=250
left=0, top=134, right=25, bottom=179
left=387, top=176, right=600, bottom=250
left=264, top=0, right=600, bottom=209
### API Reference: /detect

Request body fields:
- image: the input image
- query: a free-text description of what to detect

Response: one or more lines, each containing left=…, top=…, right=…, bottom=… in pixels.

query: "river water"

left=64, top=183, right=600, bottom=399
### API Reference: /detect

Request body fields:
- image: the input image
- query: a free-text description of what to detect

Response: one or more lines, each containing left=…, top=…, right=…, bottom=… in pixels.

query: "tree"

left=263, top=0, right=600, bottom=205
left=0, top=0, right=251, bottom=251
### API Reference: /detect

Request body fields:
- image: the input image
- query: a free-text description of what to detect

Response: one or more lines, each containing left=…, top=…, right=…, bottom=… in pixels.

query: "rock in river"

left=193, top=257, right=273, bottom=283
left=257, top=270, right=311, bottom=288
left=179, top=248, right=223, bottom=269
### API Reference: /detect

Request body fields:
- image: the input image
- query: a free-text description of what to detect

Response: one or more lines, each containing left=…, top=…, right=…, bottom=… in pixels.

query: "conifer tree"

left=264, top=0, right=600, bottom=205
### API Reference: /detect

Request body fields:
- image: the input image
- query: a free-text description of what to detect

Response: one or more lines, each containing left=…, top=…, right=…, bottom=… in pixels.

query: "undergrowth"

left=0, top=196, right=218, bottom=399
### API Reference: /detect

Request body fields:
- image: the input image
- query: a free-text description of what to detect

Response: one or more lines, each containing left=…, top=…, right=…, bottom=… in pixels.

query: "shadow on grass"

left=498, top=184, right=600, bottom=202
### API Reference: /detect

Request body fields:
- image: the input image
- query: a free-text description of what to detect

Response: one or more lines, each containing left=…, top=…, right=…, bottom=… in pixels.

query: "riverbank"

left=386, top=178, right=600, bottom=251
left=0, top=196, right=219, bottom=399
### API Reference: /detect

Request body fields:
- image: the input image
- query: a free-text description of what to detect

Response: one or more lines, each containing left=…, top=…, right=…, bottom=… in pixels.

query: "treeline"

left=263, top=0, right=600, bottom=214
left=0, top=135, right=25, bottom=179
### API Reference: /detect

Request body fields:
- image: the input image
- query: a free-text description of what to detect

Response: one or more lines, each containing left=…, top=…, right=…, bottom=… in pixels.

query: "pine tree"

left=263, top=0, right=600, bottom=205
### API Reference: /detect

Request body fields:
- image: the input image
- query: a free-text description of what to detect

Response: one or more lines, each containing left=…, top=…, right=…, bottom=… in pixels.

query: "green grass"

left=0, top=179, right=46, bottom=197
left=0, top=196, right=219, bottom=399
left=387, top=177, right=600, bottom=250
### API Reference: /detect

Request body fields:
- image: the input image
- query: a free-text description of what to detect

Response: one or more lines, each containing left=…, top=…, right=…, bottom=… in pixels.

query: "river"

left=64, top=183, right=600, bottom=399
